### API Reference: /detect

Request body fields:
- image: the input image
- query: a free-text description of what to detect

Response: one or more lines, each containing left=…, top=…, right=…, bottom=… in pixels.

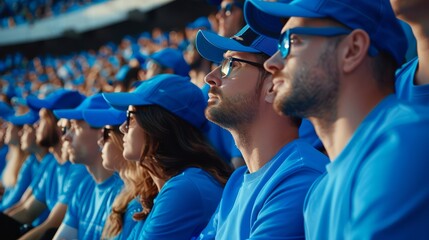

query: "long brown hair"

left=133, top=105, right=232, bottom=220
left=101, top=127, right=149, bottom=239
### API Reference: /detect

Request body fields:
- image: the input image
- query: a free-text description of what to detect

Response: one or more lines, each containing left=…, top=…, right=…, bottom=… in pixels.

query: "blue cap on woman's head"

left=103, top=74, right=208, bottom=131
left=83, top=107, right=126, bottom=128
left=53, top=93, right=110, bottom=122
left=149, top=48, right=190, bottom=77
left=244, top=0, right=407, bottom=66
left=196, top=25, right=277, bottom=63
left=7, top=110, right=39, bottom=126
left=26, top=88, right=85, bottom=111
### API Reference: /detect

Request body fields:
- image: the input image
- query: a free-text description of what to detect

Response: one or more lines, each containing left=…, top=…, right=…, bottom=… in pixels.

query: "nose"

left=264, top=51, right=284, bottom=75
left=204, top=66, right=222, bottom=87
left=97, top=136, right=104, bottom=149
left=119, top=121, right=127, bottom=134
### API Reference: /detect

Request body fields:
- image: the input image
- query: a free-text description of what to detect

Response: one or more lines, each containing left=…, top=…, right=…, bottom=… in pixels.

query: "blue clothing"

left=304, top=95, right=429, bottom=240
left=33, top=160, right=88, bottom=210
left=0, top=154, right=38, bottom=211
left=198, top=139, right=328, bottom=240
left=114, top=198, right=143, bottom=240
left=395, top=57, right=429, bottom=105
left=64, top=173, right=123, bottom=240
left=0, top=145, right=7, bottom=178
left=128, top=168, right=223, bottom=240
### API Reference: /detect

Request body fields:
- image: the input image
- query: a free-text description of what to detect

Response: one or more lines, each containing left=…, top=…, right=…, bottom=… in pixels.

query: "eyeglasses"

left=125, top=110, right=137, bottom=133
left=61, top=126, right=68, bottom=136
left=103, top=127, right=114, bottom=142
left=221, top=57, right=265, bottom=78
left=278, top=27, right=379, bottom=59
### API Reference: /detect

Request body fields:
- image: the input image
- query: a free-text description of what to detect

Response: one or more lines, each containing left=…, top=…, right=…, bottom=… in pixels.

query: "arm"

left=18, top=203, right=67, bottom=240
left=8, top=195, right=46, bottom=224
left=4, top=188, right=33, bottom=214
left=52, top=223, right=78, bottom=240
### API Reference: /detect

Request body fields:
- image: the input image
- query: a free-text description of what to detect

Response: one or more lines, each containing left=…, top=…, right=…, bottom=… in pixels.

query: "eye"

left=289, top=34, right=301, bottom=45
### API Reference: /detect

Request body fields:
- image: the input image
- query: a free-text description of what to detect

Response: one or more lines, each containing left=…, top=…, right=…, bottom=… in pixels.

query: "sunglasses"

left=103, top=127, right=114, bottom=142
left=278, top=27, right=379, bottom=59
left=220, top=57, right=265, bottom=78
left=125, top=110, right=138, bottom=133
left=61, top=126, right=68, bottom=136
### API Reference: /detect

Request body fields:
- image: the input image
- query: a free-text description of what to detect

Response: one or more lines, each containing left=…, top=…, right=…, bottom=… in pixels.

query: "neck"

left=409, top=21, right=429, bottom=85
left=50, top=144, right=66, bottom=164
left=34, top=147, right=49, bottom=161
left=229, top=110, right=298, bottom=173
left=311, top=75, right=391, bottom=161
left=85, top=155, right=115, bottom=184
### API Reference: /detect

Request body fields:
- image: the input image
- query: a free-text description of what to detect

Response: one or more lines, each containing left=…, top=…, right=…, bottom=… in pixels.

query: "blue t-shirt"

left=0, top=154, right=38, bottom=211
left=33, top=160, right=88, bottom=210
left=114, top=197, right=143, bottom=240
left=395, top=57, right=429, bottom=105
left=304, top=95, right=429, bottom=239
left=128, top=168, right=224, bottom=240
left=0, top=145, right=7, bottom=178
left=64, top=173, right=123, bottom=240
left=198, top=139, right=328, bottom=240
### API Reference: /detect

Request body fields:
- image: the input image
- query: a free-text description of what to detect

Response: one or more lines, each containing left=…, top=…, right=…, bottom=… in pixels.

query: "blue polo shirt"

left=128, top=168, right=223, bottom=240
left=304, top=95, right=429, bottom=239
left=198, top=139, right=328, bottom=240
left=395, top=57, right=429, bottom=105
left=64, top=173, right=123, bottom=240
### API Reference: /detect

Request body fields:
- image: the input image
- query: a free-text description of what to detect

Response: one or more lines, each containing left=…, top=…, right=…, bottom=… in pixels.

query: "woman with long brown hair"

left=103, top=74, right=232, bottom=239
left=82, top=107, right=147, bottom=240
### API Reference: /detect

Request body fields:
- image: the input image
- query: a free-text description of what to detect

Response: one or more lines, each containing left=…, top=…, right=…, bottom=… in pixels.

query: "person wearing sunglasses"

left=245, top=0, right=429, bottom=239
left=81, top=106, right=145, bottom=240
left=194, top=25, right=328, bottom=240
left=1, top=89, right=87, bottom=240
left=216, top=0, right=245, bottom=37
left=391, top=0, right=429, bottom=105
left=102, top=74, right=232, bottom=240
left=52, top=94, right=123, bottom=240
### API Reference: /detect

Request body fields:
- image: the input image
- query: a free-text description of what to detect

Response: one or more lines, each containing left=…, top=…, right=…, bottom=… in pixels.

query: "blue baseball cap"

left=7, top=110, right=39, bottom=126
left=244, top=0, right=407, bottom=66
left=83, top=107, right=126, bottom=128
left=0, top=101, right=15, bottom=119
left=187, top=17, right=212, bottom=30
left=196, top=25, right=277, bottom=63
left=103, top=74, right=208, bottom=131
left=53, top=93, right=110, bottom=121
left=26, top=88, right=85, bottom=111
left=149, top=48, right=190, bottom=77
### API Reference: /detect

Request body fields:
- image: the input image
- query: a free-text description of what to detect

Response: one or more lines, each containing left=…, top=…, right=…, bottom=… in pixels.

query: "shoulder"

left=278, top=140, right=329, bottom=175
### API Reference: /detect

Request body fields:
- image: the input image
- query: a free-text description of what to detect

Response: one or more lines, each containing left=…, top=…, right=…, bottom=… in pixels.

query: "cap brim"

left=244, top=0, right=323, bottom=38
left=7, top=112, right=39, bottom=126
left=102, top=92, right=150, bottom=111
left=53, top=109, right=83, bottom=120
left=196, top=30, right=260, bottom=63
left=26, top=95, right=51, bottom=111
left=82, top=108, right=126, bottom=128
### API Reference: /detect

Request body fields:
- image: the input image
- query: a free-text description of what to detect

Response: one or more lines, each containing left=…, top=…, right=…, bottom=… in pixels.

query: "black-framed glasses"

left=278, top=27, right=379, bottom=59
left=125, top=110, right=138, bottom=133
left=221, top=57, right=265, bottom=78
